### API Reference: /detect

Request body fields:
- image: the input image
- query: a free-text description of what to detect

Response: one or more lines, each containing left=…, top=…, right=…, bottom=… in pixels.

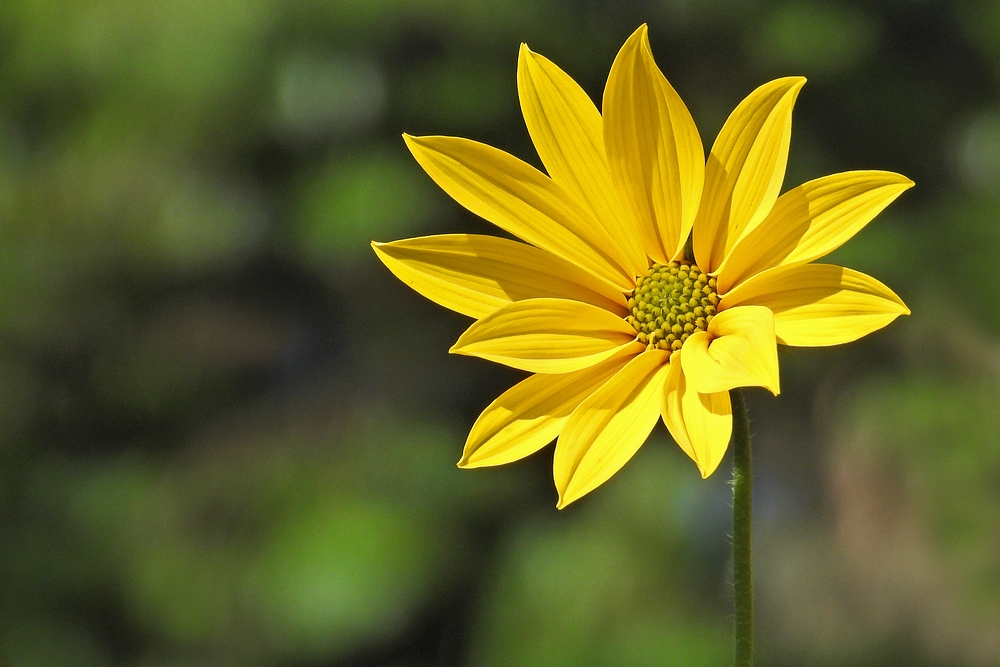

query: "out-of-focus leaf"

left=273, top=51, right=387, bottom=140
left=247, top=498, right=441, bottom=659
left=402, top=58, right=515, bottom=128
left=469, top=442, right=730, bottom=667
left=845, top=377, right=1000, bottom=612
left=2, top=620, right=108, bottom=667
left=951, top=110, right=1000, bottom=194
left=293, top=150, right=442, bottom=268
left=937, top=197, right=1000, bottom=335
left=752, top=3, right=881, bottom=78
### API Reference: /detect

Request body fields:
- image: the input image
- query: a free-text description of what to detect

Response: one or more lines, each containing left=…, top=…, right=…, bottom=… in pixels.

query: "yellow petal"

left=661, top=355, right=732, bottom=478
left=721, top=263, right=910, bottom=346
left=554, top=349, right=671, bottom=508
left=450, top=298, right=642, bottom=374
left=680, top=305, right=779, bottom=395
left=604, top=25, right=705, bottom=263
left=694, top=77, right=806, bottom=273
left=372, top=234, right=627, bottom=319
left=460, top=350, right=635, bottom=468
left=404, top=134, right=634, bottom=290
left=717, top=171, right=914, bottom=293
left=517, top=45, right=647, bottom=276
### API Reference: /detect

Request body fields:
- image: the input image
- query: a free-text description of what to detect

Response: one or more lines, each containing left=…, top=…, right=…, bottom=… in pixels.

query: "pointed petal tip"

left=457, top=455, right=482, bottom=469
left=371, top=241, right=389, bottom=265
left=766, top=75, right=807, bottom=99
left=517, top=43, right=543, bottom=71
left=517, top=42, right=531, bottom=65
left=872, top=172, right=915, bottom=193
left=554, top=479, right=571, bottom=508
left=758, top=75, right=807, bottom=91
left=555, top=470, right=581, bottom=509
left=622, top=23, right=649, bottom=45
left=694, top=442, right=728, bottom=478
left=881, top=172, right=915, bottom=190
left=781, top=76, right=807, bottom=100
left=889, top=291, right=911, bottom=316
left=458, top=423, right=490, bottom=468
left=402, top=133, right=432, bottom=150
left=459, top=452, right=499, bottom=469
left=698, top=456, right=723, bottom=478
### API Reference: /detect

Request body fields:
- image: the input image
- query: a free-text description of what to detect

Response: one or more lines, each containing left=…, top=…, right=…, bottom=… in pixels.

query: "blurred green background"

left=0, top=0, right=997, bottom=665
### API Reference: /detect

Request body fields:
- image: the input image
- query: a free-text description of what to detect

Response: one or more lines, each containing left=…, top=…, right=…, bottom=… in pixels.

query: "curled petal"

left=681, top=306, right=779, bottom=395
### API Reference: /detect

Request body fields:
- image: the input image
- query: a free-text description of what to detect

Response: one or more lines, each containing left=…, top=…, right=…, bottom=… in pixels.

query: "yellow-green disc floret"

left=626, top=261, right=719, bottom=352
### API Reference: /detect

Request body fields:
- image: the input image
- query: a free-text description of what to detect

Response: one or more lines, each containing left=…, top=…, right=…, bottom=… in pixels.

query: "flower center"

left=626, top=261, right=719, bottom=351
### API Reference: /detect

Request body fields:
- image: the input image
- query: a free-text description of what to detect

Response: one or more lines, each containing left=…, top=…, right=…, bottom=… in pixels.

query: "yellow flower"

left=373, top=25, right=911, bottom=508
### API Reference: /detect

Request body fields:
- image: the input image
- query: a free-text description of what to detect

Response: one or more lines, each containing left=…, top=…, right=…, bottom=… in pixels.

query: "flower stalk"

left=731, top=388, right=753, bottom=667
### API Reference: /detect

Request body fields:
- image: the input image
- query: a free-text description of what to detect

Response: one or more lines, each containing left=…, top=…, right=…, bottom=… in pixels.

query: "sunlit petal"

left=554, top=349, right=671, bottom=508
left=604, top=25, right=705, bottom=263
left=681, top=305, right=779, bottom=395
left=450, top=298, right=643, bottom=374
left=717, top=171, right=914, bottom=293
left=518, top=44, right=647, bottom=275
left=721, top=263, right=910, bottom=346
left=372, top=234, right=627, bottom=319
left=460, top=350, right=636, bottom=468
left=694, top=77, right=806, bottom=273
left=404, top=134, right=634, bottom=289
left=661, top=355, right=732, bottom=478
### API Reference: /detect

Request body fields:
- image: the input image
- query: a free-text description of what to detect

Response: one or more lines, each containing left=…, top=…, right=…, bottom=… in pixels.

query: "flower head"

left=373, top=25, right=912, bottom=508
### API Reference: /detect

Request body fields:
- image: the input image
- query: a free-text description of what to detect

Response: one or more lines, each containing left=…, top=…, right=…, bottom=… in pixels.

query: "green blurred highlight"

left=295, top=150, right=441, bottom=268
left=753, top=3, right=881, bottom=77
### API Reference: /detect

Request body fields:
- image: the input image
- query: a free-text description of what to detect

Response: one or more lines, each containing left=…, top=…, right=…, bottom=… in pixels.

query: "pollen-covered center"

left=626, top=261, right=719, bottom=351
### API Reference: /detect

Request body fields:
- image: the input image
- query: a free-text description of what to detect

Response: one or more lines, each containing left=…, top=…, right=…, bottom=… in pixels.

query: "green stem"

left=730, top=388, right=753, bottom=667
